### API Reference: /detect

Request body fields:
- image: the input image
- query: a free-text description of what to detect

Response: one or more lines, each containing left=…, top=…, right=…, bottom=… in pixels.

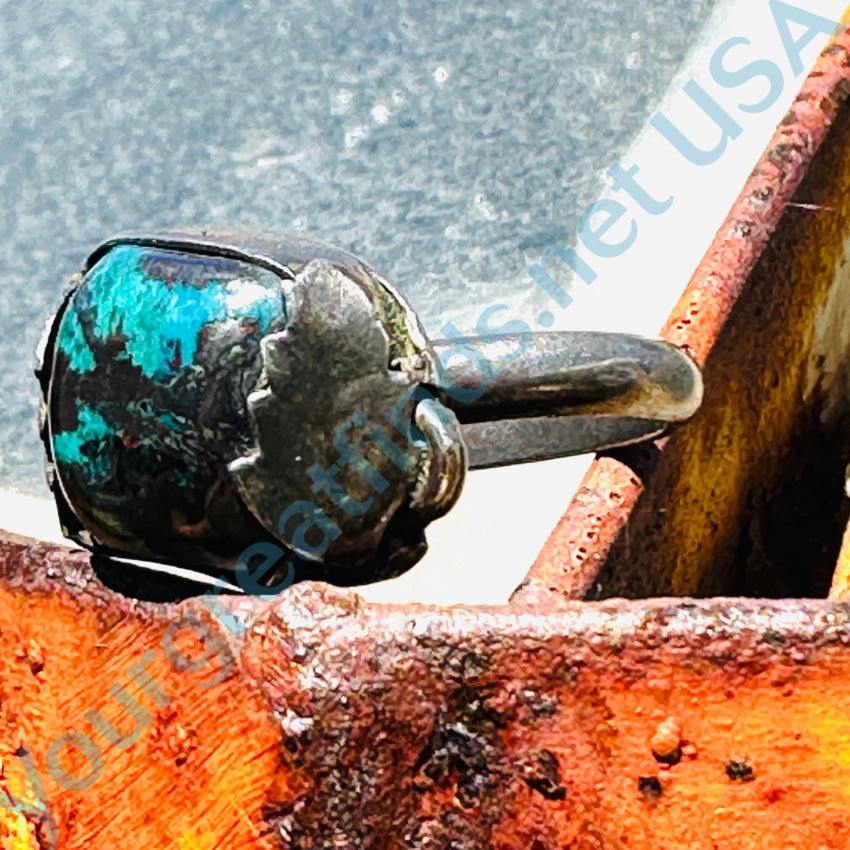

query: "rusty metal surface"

left=247, top=589, right=850, bottom=849
left=0, top=533, right=284, bottom=848
left=6, top=532, right=850, bottom=847
left=514, top=27, right=850, bottom=606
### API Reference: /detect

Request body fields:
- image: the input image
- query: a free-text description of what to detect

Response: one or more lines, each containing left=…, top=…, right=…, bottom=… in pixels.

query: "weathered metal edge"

left=512, top=25, right=850, bottom=607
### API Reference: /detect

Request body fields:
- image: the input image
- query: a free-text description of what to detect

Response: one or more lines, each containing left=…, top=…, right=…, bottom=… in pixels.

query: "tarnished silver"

left=434, top=332, right=702, bottom=467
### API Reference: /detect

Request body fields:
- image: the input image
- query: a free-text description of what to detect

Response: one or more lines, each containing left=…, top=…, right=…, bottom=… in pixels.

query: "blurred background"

left=0, top=0, right=717, bottom=494
left=0, top=0, right=842, bottom=603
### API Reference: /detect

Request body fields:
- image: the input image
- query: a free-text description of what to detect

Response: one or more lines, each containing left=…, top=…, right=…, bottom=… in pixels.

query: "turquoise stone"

left=48, top=243, right=289, bottom=562
left=56, top=244, right=285, bottom=381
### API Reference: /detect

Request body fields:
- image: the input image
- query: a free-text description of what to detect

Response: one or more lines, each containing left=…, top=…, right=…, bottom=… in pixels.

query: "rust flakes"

left=521, top=750, right=567, bottom=802
left=637, top=776, right=662, bottom=799
left=725, top=758, right=756, bottom=783
left=650, top=717, right=683, bottom=766
left=768, top=142, right=804, bottom=166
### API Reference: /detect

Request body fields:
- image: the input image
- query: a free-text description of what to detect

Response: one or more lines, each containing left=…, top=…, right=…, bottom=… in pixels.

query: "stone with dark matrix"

left=47, top=243, right=289, bottom=568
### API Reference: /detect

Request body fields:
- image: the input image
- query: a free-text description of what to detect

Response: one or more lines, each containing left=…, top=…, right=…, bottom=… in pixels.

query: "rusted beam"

left=514, top=22, right=850, bottom=606
left=0, top=534, right=289, bottom=849
left=4, top=532, right=850, bottom=847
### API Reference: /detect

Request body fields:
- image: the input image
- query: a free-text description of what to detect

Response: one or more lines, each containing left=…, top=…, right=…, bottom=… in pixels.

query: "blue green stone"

left=52, top=404, right=112, bottom=483
left=48, top=244, right=288, bottom=559
left=59, top=244, right=284, bottom=380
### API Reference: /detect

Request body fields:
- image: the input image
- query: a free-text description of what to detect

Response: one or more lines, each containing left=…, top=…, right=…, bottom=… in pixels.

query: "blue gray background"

left=0, top=0, right=716, bottom=495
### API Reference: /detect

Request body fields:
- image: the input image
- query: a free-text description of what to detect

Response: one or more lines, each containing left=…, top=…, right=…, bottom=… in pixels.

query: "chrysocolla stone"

left=48, top=244, right=289, bottom=564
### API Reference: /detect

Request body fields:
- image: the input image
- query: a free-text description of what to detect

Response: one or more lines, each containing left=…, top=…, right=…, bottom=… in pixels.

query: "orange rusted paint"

left=0, top=533, right=297, bottom=849
left=239, top=586, right=850, bottom=849
left=7, top=536, right=850, bottom=848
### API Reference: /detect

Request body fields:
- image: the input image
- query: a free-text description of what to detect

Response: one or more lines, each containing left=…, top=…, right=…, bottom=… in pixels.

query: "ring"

left=36, top=230, right=702, bottom=584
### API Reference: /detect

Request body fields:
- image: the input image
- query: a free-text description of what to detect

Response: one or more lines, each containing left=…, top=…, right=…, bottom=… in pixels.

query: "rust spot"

left=650, top=717, right=683, bottom=765
left=522, top=750, right=567, bottom=801
left=768, top=142, right=803, bottom=165
left=726, top=759, right=756, bottom=783
left=681, top=742, right=698, bottom=760
left=637, top=776, right=662, bottom=798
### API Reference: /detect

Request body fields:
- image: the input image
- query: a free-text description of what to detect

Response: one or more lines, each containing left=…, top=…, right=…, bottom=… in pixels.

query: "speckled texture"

left=5, top=529, right=850, bottom=847
left=56, top=245, right=284, bottom=382
left=0, top=0, right=717, bottom=494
